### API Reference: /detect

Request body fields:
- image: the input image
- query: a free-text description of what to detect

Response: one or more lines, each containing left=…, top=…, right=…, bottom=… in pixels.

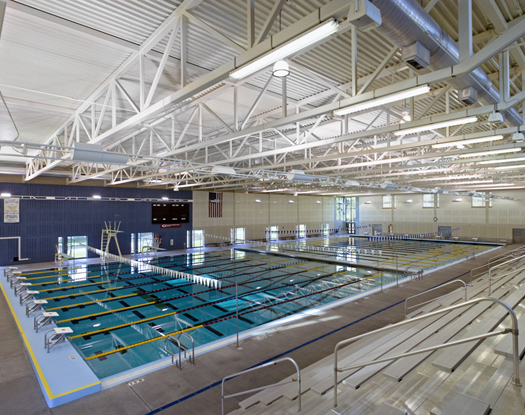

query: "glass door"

left=67, top=236, right=87, bottom=258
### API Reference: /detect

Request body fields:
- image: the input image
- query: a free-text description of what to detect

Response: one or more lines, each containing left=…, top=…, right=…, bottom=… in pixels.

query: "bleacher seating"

left=228, top=256, right=525, bottom=415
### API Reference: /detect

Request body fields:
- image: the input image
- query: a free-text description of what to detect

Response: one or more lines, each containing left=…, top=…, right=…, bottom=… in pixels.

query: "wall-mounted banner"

left=4, top=198, right=19, bottom=223
left=160, top=223, right=181, bottom=229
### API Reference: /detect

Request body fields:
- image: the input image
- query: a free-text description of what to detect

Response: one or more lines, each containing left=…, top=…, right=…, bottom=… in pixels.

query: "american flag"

left=209, top=192, right=223, bottom=218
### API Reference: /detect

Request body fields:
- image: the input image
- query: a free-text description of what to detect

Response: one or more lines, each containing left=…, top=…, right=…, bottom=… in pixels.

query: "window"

left=297, top=224, right=306, bottom=238
left=57, top=237, right=63, bottom=253
left=67, top=236, right=87, bottom=259
left=472, top=192, right=493, bottom=207
left=336, top=197, right=345, bottom=221
left=191, top=230, right=204, bottom=248
left=130, top=233, right=135, bottom=254
left=346, top=197, right=357, bottom=222
left=269, top=226, right=279, bottom=241
left=382, top=195, right=396, bottom=208
left=138, top=232, right=153, bottom=252
left=423, top=194, right=439, bottom=208
left=335, top=197, right=357, bottom=221
left=231, top=227, right=245, bottom=243
left=321, top=223, right=329, bottom=236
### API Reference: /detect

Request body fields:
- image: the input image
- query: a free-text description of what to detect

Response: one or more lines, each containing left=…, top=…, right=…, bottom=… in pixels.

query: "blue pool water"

left=25, top=238, right=496, bottom=379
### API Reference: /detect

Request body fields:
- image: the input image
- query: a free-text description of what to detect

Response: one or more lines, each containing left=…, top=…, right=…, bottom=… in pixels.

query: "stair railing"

left=221, top=357, right=301, bottom=415
left=470, top=250, right=525, bottom=284
left=488, top=253, right=525, bottom=295
left=333, top=296, right=520, bottom=408
left=404, top=279, right=468, bottom=318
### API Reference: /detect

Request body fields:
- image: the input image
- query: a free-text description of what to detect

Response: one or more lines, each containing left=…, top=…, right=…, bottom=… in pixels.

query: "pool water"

left=26, top=238, right=496, bottom=380
left=27, top=250, right=398, bottom=378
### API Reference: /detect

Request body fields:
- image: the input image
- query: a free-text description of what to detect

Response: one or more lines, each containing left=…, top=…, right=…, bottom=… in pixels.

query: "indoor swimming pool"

left=6, top=237, right=499, bottom=385
left=21, top=250, right=400, bottom=379
left=271, top=236, right=495, bottom=272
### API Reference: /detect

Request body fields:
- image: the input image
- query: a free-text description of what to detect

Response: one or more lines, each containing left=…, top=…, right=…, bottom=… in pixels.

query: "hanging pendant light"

left=402, top=108, right=411, bottom=122
left=273, top=60, right=290, bottom=77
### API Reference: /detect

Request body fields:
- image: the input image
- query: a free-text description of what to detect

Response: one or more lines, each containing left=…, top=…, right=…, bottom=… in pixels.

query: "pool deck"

left=0, top=243, right=518, bottom=415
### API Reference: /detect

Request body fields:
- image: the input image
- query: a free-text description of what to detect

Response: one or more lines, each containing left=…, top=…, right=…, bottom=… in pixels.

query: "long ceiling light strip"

left=230, top=19, right=339, bottom=80
left=495, top=164, right=525, bottom=170
left=394, top=116, right=478, bottom=136
left=432, top=135, right=504, bottom=148
left=478, top=156, right=525, bottom=164
left=458, top=148, right=521, bottom=158
left=333, top=85, right=431, bottom=116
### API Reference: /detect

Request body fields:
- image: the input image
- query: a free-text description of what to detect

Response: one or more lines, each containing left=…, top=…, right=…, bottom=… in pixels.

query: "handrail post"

left=333, top=347, right=339, bottom=407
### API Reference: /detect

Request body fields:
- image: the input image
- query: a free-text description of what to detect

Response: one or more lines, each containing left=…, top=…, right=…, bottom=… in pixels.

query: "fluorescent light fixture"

left=364, top=201, right=371, bottom=204
left=394, top=116, right=478, bottom=136
left=345, top=180, right=360, bottom=187
left=255, top=199, right=261, bottom=203
left=316, top=200, right=322, bottom=204
left=286, top=170, right=315, bottom=182
left=127, top=198, right=135, bottom=201
left=494, top=164, right=525, bottom=170
left=211, top=166, right=236, bottom=175
left=162, top=197, right=169, bottom=200
left=379, top=180, right=397, bottom=190
left=432, top=135, right=503, bottom=148
left=93, top=195, right=101, bottom=199
left=289, top=200, right=294, bottom=203
left=453, top=198, right=462, bottom=202
left=71, top=142, right=129, bottom=164
left=458, top=148, right=521, bottom=158
left=479, top=156, right=525, bottom=165
left=405, top=199, right=413, bottom=203
left=230, top=19, right=339, bottom=80
left=334, top=85, right=430, bottom=116
left=1, top=192, right=11, bottom=197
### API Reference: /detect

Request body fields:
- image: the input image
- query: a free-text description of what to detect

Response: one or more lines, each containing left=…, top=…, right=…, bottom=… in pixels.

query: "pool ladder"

left=164, top=333, right=195, bottom=370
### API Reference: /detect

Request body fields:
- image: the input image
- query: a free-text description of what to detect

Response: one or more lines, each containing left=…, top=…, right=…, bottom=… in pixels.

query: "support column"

left=247, top=0, right=255, bottom=48
left=458, top=0, right=473, bottom=62
left=351, top=25, right=357, bottom=96
left=181, top=14, right=188, bottom=87
left=282, top=76, right=287, bottom=117
left=499, top=50, right=510, bottom=103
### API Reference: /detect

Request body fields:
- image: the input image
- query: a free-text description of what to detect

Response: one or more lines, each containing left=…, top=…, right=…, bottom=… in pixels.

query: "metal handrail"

left=471, top=248, right=525, bottom=283
left=164, top=333, right=194, bottom=370
left=404, top=279, right=468, bottom=318
left=488, top=267, right=525, bottom=294
left=221, top=357, right=301, bottom=415
left=488, top=245, right=525, bottom=262
left=488, top=253, right=525, bottom=295
left=333, top=297, right=520, bottom=408
left=177, top=332, right=195, bottom=366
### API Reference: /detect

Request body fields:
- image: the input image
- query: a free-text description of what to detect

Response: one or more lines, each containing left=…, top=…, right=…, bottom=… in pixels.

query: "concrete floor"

left=0, top=244, right=518, bottom=415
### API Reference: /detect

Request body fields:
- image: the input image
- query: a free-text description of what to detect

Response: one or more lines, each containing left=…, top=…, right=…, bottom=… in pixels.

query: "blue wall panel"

left=0, top=182, right=192, bottom=265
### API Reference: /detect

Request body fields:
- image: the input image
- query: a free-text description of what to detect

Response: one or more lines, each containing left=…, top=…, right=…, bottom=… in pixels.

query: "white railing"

left=488, top=253, right=525, bottom=295
left=333, top=297, right=521, bottom=408
left=470, top=247, right=525, bottom=283
left=221, top=357, right=301, bottom=415
left=404, top=279, right=468, bottom=318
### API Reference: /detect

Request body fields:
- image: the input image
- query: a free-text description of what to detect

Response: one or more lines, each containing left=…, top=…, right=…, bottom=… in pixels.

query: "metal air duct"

left=371, top=0, right=522, bottom=126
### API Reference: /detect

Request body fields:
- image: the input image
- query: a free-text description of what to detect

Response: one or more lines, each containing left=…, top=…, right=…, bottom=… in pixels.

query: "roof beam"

left=254, top=0, right=286, bottom=45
